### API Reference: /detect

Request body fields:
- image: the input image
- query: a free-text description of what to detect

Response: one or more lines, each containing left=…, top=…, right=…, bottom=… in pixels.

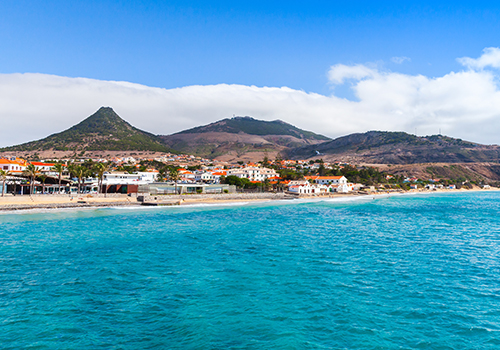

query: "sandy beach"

left=0, top=193, right=138, bottom=211
left=0, top=187, right=497, bottom=211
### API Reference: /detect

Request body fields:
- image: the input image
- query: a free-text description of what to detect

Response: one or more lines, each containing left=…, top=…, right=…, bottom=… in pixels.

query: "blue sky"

left=2, top=1, right=500, bottom=94
left=2, top=1, right=500, bottom=147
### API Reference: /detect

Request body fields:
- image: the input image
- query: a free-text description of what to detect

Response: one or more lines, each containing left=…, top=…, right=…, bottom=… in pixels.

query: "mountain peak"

left=232, top=116, right=255, bottom=121
left=287, top=130, right=498, bottom=163
left=2, top=107, right=170, bottom=153
left=71, top=107, right=133, bottom=135
left=176, top=116, right=330, bottom=140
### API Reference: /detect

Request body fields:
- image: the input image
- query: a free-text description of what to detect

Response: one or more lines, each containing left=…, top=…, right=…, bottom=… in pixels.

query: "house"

left=178, top=169, right=196, bottom=182
left=329, top=183, right=352, bottom=193
left=304, top=176, right=348, bottom=185
left=288, top=182, right=328, bottom=194
left=227, top=167, right=278, bottom=182
left=0, top=158, right=28, bottom=173
left=287, top=178, right=354, bottom=194
left=103, top=171, right=157, bottom=185
left=30, top=161, right=57, bottom=174
left=195, top=170, right=226, bottom=183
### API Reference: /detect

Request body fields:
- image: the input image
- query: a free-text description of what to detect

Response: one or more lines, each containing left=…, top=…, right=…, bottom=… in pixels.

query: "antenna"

left=439, top=128, right=441, bottom=135
left=415, top=128, right=417, bottom=136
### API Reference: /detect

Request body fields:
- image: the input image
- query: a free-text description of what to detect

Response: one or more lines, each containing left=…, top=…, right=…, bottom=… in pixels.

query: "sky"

left=1, top=1, right=500, bottom=147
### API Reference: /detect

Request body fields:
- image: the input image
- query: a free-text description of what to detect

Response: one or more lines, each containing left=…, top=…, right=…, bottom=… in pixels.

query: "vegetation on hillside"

left=177, top=116, right=330, bottom=140
left=287, top=131, right=500, bottom=164
left=1, top=107, right=171, bottom=153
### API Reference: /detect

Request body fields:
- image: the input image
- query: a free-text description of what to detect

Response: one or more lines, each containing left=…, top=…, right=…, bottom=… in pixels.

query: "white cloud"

left=328, top=64, right=377, bottom=84
left=391, top=56, right=411, bottom=64
left=1, top=48, right=500, bottom=148
left=458, top=47, right=500, bottom=70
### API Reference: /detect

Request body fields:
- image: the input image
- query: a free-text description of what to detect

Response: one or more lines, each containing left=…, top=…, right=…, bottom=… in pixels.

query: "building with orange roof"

left=30, top=161, right=57, bottom=173
left=227, top=166, right=278, bottom=182
left=0, top=158, right=28, bottom=173
left=304, top=175, right=348, bottom=185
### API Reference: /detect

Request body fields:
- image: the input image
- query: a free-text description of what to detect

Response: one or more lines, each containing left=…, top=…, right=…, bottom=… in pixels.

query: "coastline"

left=0, top=187, right=498, bottom=212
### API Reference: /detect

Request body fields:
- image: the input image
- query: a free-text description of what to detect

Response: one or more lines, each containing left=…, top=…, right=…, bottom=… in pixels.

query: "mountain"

left=1, top=107, right=170, bottom=154
left=160, top=116, right=330, bottom=161
left=287, top=131, right=500, bottom=164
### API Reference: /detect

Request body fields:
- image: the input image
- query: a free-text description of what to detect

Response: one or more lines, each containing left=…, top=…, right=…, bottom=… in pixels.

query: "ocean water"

left=1, top=192, right=500, bottom=349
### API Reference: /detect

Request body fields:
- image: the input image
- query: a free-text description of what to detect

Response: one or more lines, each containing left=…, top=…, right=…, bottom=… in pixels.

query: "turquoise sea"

left=1, top=192, right=500, bottom=349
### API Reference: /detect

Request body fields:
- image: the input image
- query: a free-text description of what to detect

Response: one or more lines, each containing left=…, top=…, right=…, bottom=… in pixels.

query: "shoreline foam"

left=0, top=187, right=497, bottom=213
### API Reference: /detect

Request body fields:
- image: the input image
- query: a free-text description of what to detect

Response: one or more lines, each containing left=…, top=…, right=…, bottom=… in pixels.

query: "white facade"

left=227, top=167, right=278, bottom=181
left=288, top=183, right=328, bottom=194
left=103, top=171, right=157, bottom=185
left=137, top=171, right=158, bottom=183
left=288, top=180, right=353, bottom=194
left=307, top=176, right=348, bottom=185
left=194, top=172, right=222, bottom=183
left=30, top=162, right=55, bottom=172
left=0, top=159, right=27, bottom=173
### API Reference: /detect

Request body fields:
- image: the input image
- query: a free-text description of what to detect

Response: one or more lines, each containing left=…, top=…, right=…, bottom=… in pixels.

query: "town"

left=0, top=152, right=489, bottom=198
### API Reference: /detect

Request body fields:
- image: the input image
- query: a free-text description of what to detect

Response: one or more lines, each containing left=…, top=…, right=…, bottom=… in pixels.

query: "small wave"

left=182, top=201, right=252, bottom=208
left=0, top=206, right=101, bottom=215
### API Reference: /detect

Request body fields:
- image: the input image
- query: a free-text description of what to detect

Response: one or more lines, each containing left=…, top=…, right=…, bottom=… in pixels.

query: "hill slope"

left=287, top=131, right=500, bottom=164
left=1, top=107, right=170, bottom=153
left=160, top=116, right=330, bottom=161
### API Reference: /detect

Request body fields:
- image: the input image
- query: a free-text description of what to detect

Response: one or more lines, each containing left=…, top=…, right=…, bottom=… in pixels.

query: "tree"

left=262, top=156, right=270, bottom=167
left=274, top=154, right=283, bottom=170
left=93, top=162, right=113, bottom=194
left=263, top=178, right=271, bottom=192
left=39, top=174, right=47, bottom=194
left=222, top=175, right=253, bottom=189
left=23, top=164, right=40, bottom=195
left=0, top=169, right=10, bottom=197
left=51, top=163, right=65, bottom=193
left=156, top=167, right=167, bottom=182
left=169, top=168, right=180, bottom=194
left=318, top=163, right=326, bottom=176
left=68, top=164, right=88, bottom=194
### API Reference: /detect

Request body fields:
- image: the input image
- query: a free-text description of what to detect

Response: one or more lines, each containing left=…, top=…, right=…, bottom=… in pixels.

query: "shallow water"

left=1, top=192, right=500, bottom=349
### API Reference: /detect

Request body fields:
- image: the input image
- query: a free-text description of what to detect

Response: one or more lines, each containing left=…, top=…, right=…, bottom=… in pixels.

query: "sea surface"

left=1, top=192, right=500, bottom=349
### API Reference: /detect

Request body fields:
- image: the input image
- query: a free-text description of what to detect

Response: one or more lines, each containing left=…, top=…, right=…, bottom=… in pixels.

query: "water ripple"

left=1, top=192, right=500, bottom=349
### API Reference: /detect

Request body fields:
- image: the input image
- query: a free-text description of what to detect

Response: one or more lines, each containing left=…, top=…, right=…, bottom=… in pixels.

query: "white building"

left=305, top=176, right=348, bottom=185
left=0, top=158, right=27, bottom=173
left=194, top=171, right=226, bottom=183
left=287, top=179, right=354, bottom=194
left=103, top=171, right=157, bottom=185
left=227, top=167, right=278, bottom=182
left=288, top=182, right=329, bottom=195
left=177, top=169, right=196, bottom=182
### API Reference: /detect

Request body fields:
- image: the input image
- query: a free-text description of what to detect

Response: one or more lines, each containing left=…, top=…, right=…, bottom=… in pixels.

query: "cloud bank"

left=1, top=48, right=500, bottom=148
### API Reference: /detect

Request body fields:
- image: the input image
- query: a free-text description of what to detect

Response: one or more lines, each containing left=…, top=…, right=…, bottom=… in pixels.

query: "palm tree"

left=169, top=168, right=180, bottom=194
left=157, top=168, right=166, bottom=182
left=23, top=164, right=40, bottom=195
left=263, top=178, right=271, bottom=192
left=0, top=169, right=10, bottom=197
left=68, top=164, right=88, bottom=194
left=39, top=174, right=47, bottom=194
left=51, top=163, right=65, bottom=193
left=93, top=162, right=113, bottom=194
